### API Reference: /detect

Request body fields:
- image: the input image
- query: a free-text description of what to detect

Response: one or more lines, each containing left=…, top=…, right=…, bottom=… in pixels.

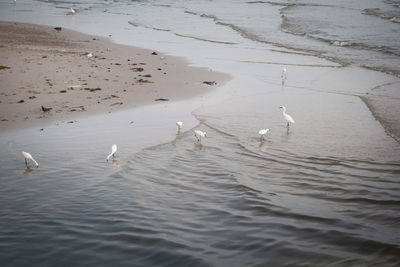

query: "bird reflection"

left=259, top=140, right=269, bottom=152
left=112, top=159, right=120, bottom=169
left=194, top=143, right=205, bottom=151
left=24, top=166, right=33, bottom=175
left=282, top=128, right=292, bottom=142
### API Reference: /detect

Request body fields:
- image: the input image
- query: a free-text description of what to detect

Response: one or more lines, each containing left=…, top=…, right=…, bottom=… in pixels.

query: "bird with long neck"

left=22, top=151, right=38, bottom=168
left=279, top=106, right=295, bottom=129
left=106, top=144, right=117, bottom=162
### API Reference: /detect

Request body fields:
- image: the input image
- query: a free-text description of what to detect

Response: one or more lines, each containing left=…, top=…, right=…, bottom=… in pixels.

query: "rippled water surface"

left=1, top=91, right=400, bottom=266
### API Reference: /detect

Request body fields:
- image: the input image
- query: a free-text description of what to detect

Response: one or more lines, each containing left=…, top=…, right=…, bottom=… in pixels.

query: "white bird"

left=258, top=128, right=270, bottom=140
left=281, top=66, right=287, bottom=80
left=176, top=121, right=183, bottom=130
left=194, top=130, right=207, bottom=143
left=22, top=151, right=38, bottom=168
left=106, top=144, right=117, bottom=161
left=70, top=8, right=76, bottom=14
left=279, top=106, right=295, bottom=128
left=87, top=52, right=93, bottom=61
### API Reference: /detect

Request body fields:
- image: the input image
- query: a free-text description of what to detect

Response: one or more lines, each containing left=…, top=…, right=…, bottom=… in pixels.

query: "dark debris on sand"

left=203, top=81, right=217, bottom=86
left=84, top=87, right=102, bottom=92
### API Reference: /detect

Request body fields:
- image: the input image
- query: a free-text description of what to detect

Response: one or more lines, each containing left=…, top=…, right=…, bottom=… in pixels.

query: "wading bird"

left=106, top=144, right=117, bottom=162
left=279, top=106, right=295, bottom=129
left=70, top=8, right=76, bottom=14
left=258, top=128, right=270, bottom=140
left=22, top=151, right=38, bottom=168
left=281, top=66, right=287, bottom=80
left=176, top=121, right=183, bottom=130
left=194, top=130, right=206, bottom=143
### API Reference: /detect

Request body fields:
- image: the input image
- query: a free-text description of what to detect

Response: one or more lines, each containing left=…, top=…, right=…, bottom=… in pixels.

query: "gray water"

left=2, top=0, right=400, bottom=75
left=1, top=94, right=400, bottom=266
left=1, top=0, right=400, bottom=266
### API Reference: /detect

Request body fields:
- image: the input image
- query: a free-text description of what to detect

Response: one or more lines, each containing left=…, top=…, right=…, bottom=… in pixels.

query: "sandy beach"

left=0, top=22, right=229, bottom=131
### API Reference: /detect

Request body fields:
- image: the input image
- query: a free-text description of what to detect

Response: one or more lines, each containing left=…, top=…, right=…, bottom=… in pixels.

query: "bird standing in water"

left=281, top=66, right=287, bottom=80
left=106, top=144, right=117, bottom=162
left=279, top=106, right=295, bottom=129
left=22, top=151, right=39, bottom=168
left=194, top=130, right=207, bottom=143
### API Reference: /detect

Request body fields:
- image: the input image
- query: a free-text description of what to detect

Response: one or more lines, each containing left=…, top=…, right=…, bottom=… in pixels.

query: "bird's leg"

left=195, top=134, right=199, bottom=142
left=286, top=122, right=290, bottom=128
left=25, top=158, right=28, bottom=166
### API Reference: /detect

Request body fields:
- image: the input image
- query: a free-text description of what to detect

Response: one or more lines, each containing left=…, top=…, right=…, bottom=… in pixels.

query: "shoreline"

left=360, top=95, right=400, bottom=144
left=1, top=21, right=399, bottom=145
left=0, top=22, right=230, bottom=132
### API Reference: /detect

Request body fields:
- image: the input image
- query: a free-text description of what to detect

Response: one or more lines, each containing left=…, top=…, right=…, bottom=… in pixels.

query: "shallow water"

left=1, top=0, right=400, bottom=266
left=1, top=86, right=400, bottom=266
left=1, top=91, right=400, bottom=266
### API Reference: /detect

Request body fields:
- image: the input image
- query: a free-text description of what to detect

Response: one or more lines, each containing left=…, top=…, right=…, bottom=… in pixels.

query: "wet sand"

left=0, top=22, right=229, bottom=131
left=361, top=82, right=400, bottom=144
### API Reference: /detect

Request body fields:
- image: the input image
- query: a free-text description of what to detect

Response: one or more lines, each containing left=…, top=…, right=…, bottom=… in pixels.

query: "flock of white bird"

left=22, top=106, right=294, bottom=168
left=12, top=0, right=294, bottom=166
left=20, top=46, right=294, bottom=168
